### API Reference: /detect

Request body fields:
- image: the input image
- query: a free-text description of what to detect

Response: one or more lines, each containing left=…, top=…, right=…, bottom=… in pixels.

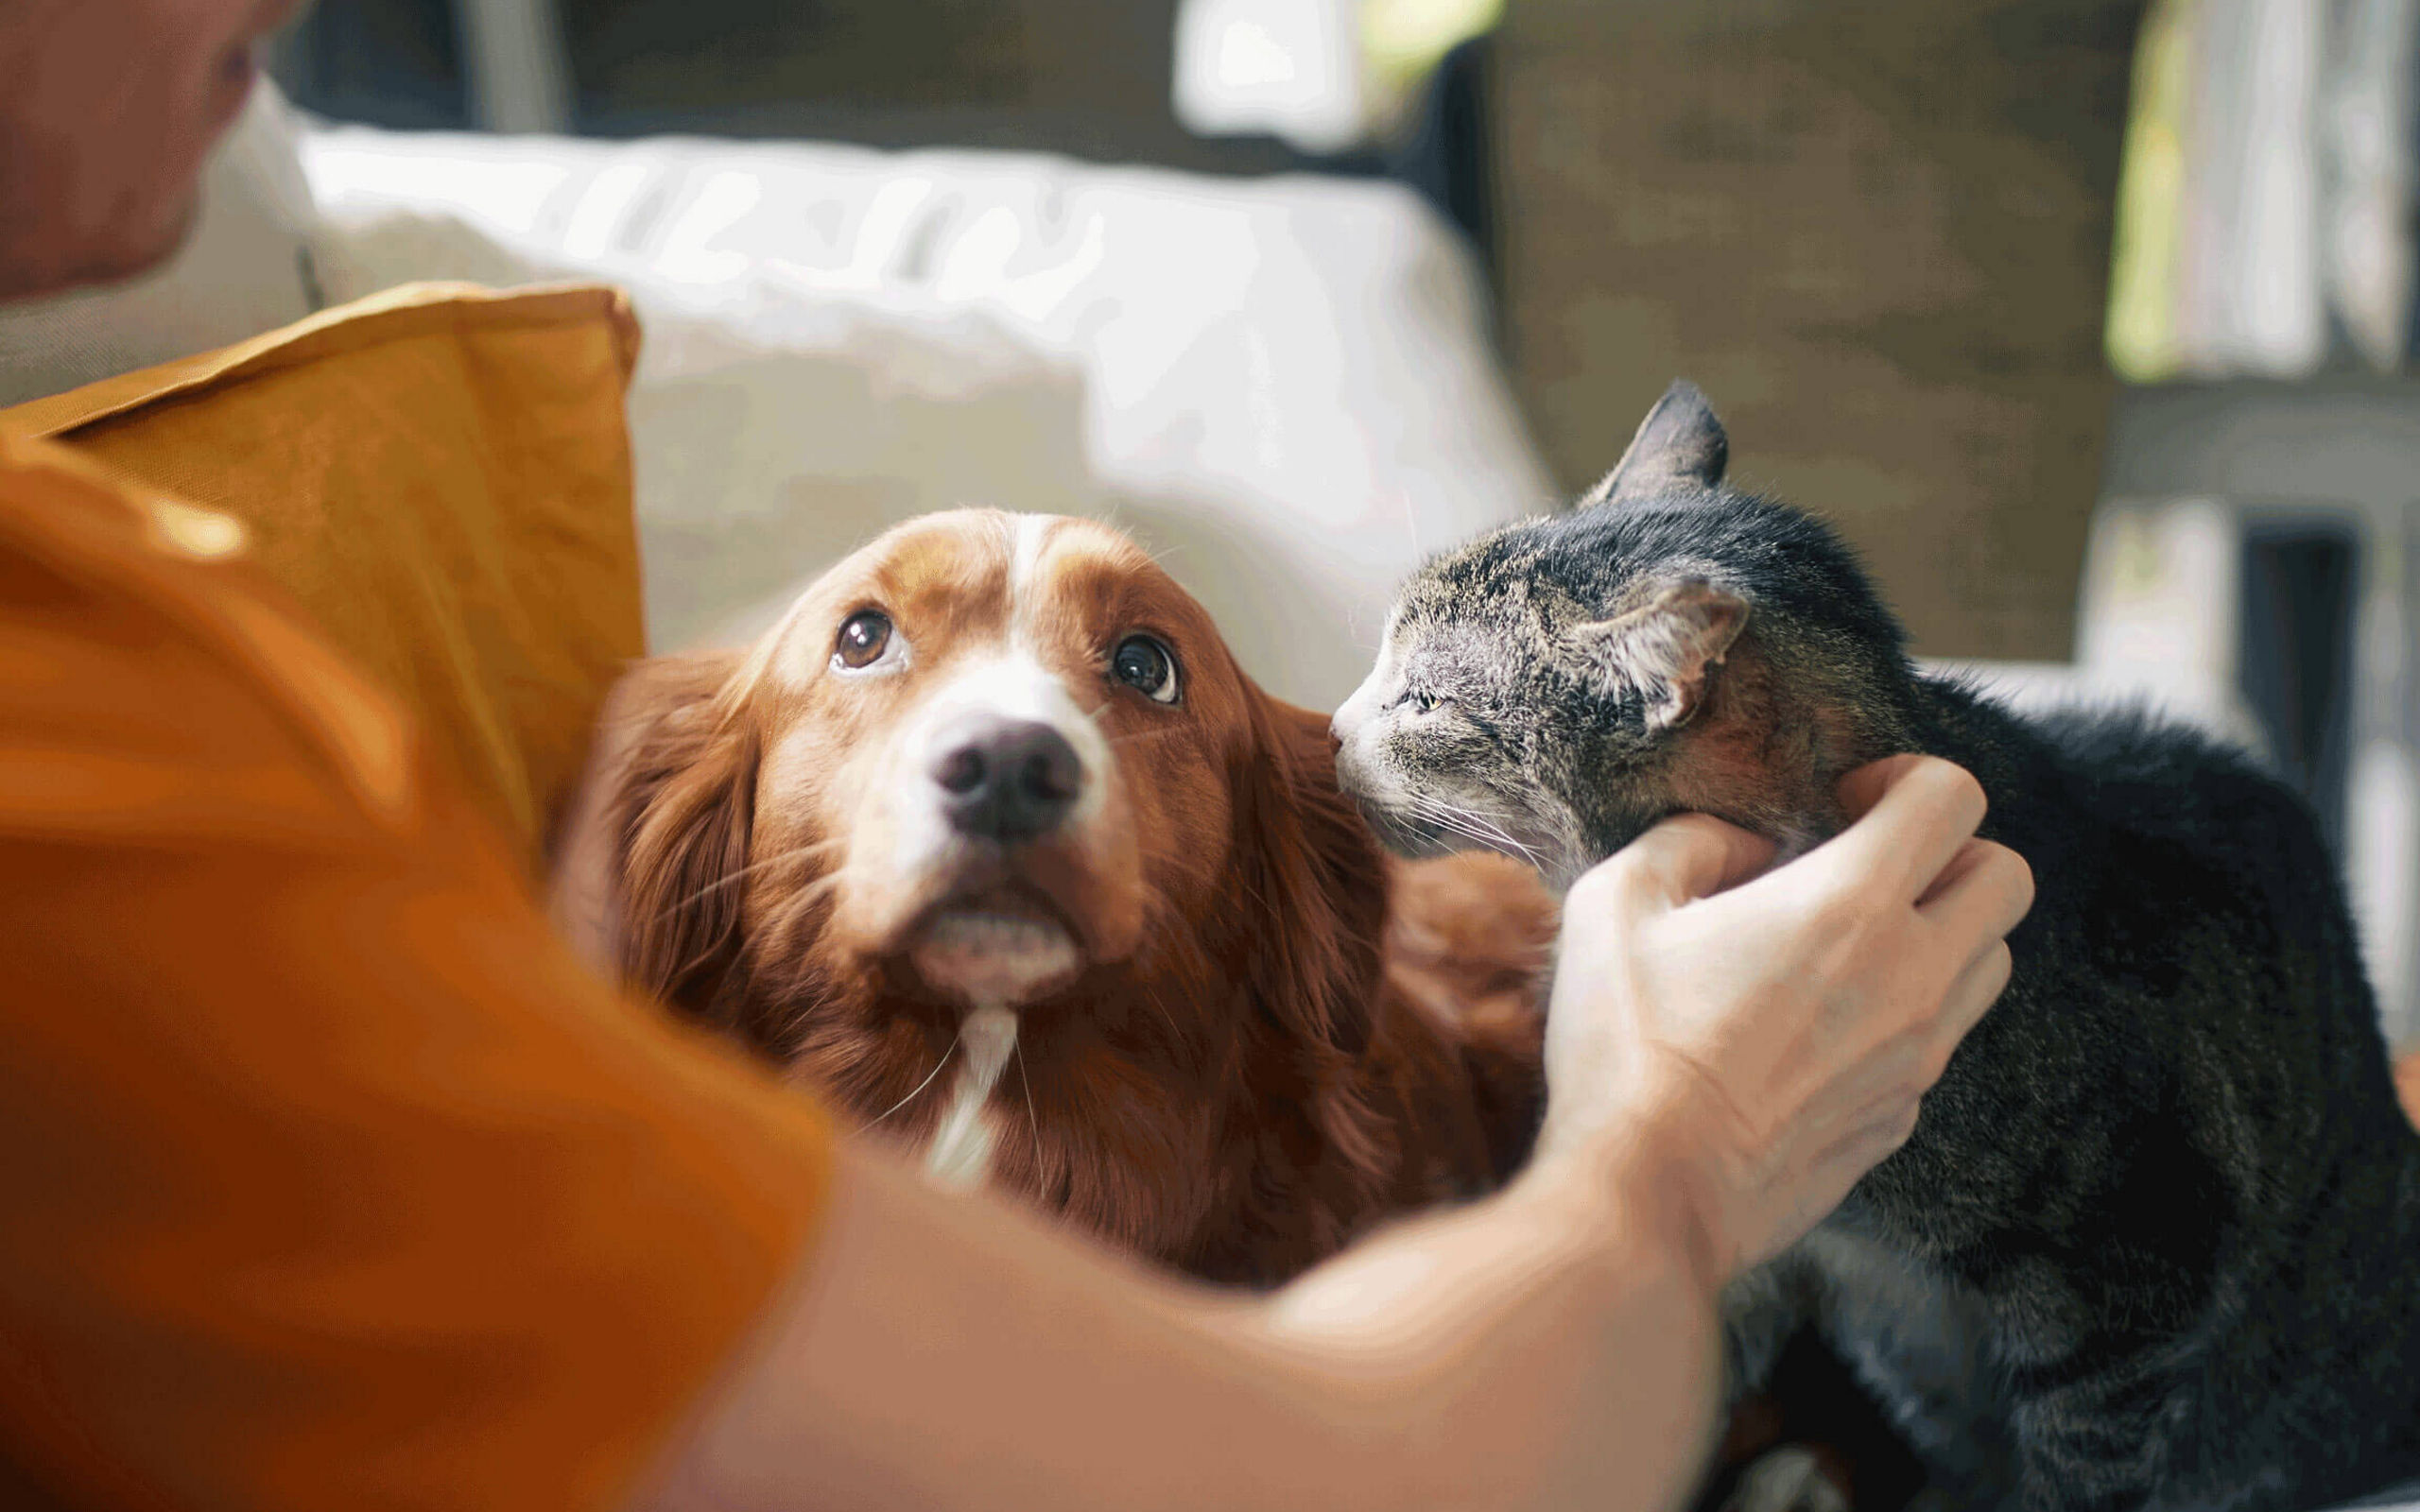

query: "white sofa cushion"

left=301, top=128, right=1554, bottom=708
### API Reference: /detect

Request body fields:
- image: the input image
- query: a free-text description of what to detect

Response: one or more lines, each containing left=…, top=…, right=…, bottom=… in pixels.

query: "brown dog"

left=550, top=509, right=1553, bottom=1284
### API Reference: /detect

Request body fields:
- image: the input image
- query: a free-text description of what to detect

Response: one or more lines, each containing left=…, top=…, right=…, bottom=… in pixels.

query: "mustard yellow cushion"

left=0, top=283, right=646, bottom=870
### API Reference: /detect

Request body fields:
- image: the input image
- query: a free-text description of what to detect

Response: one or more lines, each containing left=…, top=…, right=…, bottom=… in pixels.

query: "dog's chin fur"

left=906, top=903, right=1081, bottom=1008
left=549, top=509, right=1557, bottom=1285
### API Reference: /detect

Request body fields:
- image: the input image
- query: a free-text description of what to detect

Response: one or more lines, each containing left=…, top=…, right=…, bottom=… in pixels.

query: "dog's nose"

left=931, top=716, right=1083, bottom=842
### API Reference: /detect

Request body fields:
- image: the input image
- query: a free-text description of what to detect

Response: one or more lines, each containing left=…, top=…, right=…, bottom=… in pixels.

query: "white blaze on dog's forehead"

left=1006, top=511, right=1063, bottom=653
left=923, top=1005, right=1019, bottom=1190
left=1008, top=513, right=1054, bottom=597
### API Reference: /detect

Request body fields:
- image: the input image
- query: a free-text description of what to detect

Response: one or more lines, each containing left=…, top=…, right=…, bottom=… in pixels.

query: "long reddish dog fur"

left=551, top=509, right=1552, bottom=1284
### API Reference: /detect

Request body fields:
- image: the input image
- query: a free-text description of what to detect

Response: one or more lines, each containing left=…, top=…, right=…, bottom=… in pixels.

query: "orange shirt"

left=0, top=432, right=834, bottom=1510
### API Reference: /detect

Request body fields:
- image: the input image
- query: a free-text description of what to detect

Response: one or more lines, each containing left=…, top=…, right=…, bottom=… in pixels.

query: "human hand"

left=1537, top=755, right=2033, bottom=1281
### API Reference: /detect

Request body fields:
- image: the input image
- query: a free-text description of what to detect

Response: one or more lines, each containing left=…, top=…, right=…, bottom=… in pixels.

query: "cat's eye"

left=1111, top=634, right=1181, bottom=704
left=1402, top=690, right=1444, bottom=715
left=835, top=610, right=892, bottom=669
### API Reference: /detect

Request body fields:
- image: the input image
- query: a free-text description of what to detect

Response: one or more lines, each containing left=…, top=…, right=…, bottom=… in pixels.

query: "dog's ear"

left=599, top=649, right=759, bottom=1023
left=1232, top=695, right=1386, bottom=1065
left=1567, top=576, right=1748, bottom=730
left=1580, top=379, right=1728, bottom=507
left=1203, top=691, right=1397, bottom=1274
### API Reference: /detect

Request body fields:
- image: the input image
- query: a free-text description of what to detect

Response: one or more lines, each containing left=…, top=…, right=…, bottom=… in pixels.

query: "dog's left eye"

left=835, top=610, right=891, bottom=669
left=1111, top=634, right=1181, bottom=704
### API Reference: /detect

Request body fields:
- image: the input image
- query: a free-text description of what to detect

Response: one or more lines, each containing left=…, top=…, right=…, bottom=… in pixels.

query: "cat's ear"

left=1568, top=578, right=1748, bottom=730
left=1580, top=380, right=1728, bottom=508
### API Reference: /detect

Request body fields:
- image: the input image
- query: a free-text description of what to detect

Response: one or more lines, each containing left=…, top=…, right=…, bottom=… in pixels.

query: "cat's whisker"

left=1413, top=807, right=1504, bottom=854
left=1406, top=795, right=1545, bottom=866
left=1440, top=806, right=1545, bottom=864
left=1453, top=816, right=1543, bottom=868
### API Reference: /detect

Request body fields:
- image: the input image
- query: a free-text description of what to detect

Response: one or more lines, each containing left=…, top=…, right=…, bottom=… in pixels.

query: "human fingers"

left=1914, top=831, right=1989, bottom=907
left=1833, top=752, right=1932, bottom=821
left=1582, top=811, right=1779, bottom=914
left=1916, top=838, right=2034, bottom=949
left=1931, top=937, right=2014, bottom=1053
left=1811, top=1098, right=1924, bottom=1186
left=1819, top=756, right=1989, bottom=903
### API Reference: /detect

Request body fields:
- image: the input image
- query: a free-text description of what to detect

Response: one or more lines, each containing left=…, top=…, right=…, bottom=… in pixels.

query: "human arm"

left=638, top=1126, right=1713, bottom=1512
left=0, top=438, right=2026, bottom=1512
left=635, top=756, right=2033, bottom=1512
left=0, top=442, right=836, bottom=1512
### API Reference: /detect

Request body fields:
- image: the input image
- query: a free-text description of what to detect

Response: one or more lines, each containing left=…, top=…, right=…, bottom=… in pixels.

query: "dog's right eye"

left=835, top=610, right=892, bottom=669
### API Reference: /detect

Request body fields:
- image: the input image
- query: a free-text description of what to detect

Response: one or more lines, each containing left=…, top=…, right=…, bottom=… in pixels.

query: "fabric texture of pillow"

left=0, top=282, right=646, bottom=868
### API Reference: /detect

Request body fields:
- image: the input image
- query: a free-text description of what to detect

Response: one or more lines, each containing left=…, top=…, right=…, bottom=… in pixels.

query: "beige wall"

left=1493, top=0, right=2144, bottom=660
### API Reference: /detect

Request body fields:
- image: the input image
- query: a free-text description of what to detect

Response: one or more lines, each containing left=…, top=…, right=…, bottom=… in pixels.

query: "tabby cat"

left=1331, top=381, right=2420, bottom=1512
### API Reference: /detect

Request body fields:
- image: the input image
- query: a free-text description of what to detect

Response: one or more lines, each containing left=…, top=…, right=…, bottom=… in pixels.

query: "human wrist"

left=1518, top=1091, right=1737, bottom=1297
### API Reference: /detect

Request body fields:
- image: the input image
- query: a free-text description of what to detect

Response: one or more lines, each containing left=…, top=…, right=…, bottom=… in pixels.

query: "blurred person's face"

left=0, top=0, right=304, bottom=301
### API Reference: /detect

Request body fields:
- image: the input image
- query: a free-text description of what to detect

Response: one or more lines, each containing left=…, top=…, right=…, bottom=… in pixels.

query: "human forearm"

left=633, top=757, right=2031, bottom=1512
left=633, top=1128, right=1723, bottom=1512
left=1234, top=1127, right=1725, bottom=1511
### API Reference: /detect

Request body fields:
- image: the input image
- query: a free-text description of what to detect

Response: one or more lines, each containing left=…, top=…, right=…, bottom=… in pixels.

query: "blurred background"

left=47, top=0, right=2408, bottom=1055
left=0, top=11, right=2377, bottom=1503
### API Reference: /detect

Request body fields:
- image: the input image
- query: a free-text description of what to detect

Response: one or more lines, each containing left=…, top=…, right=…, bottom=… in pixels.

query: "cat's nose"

left=1330, top=679, right=1377, bottom=746
left=1330, top=729, right=1376, bottom=800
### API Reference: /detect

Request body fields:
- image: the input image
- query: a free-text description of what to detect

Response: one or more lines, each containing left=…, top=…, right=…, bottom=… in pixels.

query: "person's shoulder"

left=0, top=429, right=263, bottom=591
left=0, top=427, right=164, bottom=532
left=0, top=430, right=424, bottom=849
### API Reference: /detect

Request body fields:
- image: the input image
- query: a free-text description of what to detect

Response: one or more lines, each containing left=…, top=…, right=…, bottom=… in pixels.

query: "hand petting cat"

left=1341, top=379, right=2420, bottom=1509
left=1538, top=754, right=2031, bottom=1284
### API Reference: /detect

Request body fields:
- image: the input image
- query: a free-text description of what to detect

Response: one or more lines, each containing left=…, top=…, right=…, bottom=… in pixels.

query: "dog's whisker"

left=1142, top=989, right=1184, bottom=1044
left=756, top=871, right=846, bottom=954
left=1106, top=727, right=1183, bottom=747
left=862, top=1032, right=959, bottom=1129
left=1013, top=1037, right=1041, bottom=1160
left=654, top=839, right=841, bottom=918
